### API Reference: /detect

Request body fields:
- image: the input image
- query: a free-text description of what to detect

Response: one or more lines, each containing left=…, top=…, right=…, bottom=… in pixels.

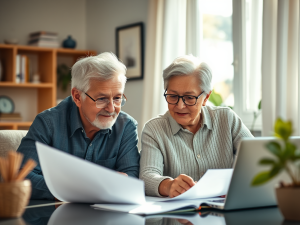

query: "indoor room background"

left=1, top=0, right=299, bottom=148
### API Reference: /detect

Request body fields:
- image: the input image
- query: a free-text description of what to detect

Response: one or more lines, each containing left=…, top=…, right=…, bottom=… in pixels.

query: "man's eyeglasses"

left=164, top=89, right=204, bottom=106
left=85, top=93, right=127, bottom=108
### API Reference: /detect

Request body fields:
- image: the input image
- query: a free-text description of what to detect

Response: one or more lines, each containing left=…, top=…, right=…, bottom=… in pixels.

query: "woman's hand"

left=117, top=172, right=128, bottom=176
left=159, top=174, right=196, bottom=198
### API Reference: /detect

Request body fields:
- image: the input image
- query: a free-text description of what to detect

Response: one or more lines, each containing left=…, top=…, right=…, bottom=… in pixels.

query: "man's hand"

left=117, top=172, right=128, bottom=176
left=54, top=197, right=62, bottom=209
left=159, top=174, right=196, bottom=198
left=176, top=219, right=193, bottom=225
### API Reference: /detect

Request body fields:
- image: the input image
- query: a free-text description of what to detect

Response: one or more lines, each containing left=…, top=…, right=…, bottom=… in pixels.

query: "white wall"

left=0, top=0, right=148, bottom=146
left=0, top=0, right=87, bottom=121
left=0, top=0, right=86, bottom=49
left=86, top=0, right=149, bottom=145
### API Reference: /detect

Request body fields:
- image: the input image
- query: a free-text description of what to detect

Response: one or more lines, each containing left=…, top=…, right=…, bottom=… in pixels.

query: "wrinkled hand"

left=54, top=197, right=62, bottom=209
left=159, top=174, right=196, bottom=198
left=169, top=174, right=196, bottom=197
left=118, top=172, right=128, bottom=176
left=176, top=219, right=193, bottom=225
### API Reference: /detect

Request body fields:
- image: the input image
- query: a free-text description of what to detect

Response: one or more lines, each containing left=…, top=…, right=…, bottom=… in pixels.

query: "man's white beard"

left=85, top=110, right=118, bottom=129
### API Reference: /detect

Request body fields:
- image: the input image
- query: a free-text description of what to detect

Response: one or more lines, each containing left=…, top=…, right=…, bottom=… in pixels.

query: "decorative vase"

left=276, top=187, right=300, bottom=221
left=0, top=180, right=31, bottom=218
left=62, top=35, right=76, bottom=49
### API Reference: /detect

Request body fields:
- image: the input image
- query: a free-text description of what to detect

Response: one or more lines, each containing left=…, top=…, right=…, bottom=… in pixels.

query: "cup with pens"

left=0, top=151, right=37, bottom=218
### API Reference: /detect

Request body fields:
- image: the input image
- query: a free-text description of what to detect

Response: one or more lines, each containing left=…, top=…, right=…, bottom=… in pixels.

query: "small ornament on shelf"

left=62, top=35, right=76, bottom=49
left=32, top=73, right=41, bottom=84
left=4, top=38, right=19, bottom=45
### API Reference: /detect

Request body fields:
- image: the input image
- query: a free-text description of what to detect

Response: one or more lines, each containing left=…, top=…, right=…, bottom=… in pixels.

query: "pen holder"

left=0, top=179, right=31, bottom=218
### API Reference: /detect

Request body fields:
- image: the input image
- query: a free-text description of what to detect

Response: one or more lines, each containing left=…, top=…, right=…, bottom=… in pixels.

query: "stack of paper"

left=36, top=142, right=233, bottom=215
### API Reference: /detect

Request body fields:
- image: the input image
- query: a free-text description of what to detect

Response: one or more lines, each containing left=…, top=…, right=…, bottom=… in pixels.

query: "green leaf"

left=274, top=118, right=293, bottom=141
left=258, top=100, right=261, bottom=110
left=209, top=89, right=223, bottom=106
left=57, top=64, right=72, bottom=92
left=252, top=171, right=273, bottom=186
left=292, top=153, right=300, bottom=161
left=269, top=164, right=282, bottom=177
left=265, top=141, right=282, bottom=158
left=259, top=158, right=276, bottom=165
left=283, top=142, right=297, bottom=160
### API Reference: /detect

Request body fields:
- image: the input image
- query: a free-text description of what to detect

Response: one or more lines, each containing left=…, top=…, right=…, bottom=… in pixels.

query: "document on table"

left=92, top=197, right=225, bottom=215
left=35, top=142, right=145, bottom=204
left=92, top=169, right=233, bottom=214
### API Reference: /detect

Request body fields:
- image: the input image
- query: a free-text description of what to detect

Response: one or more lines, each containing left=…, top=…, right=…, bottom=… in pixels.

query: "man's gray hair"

left=163, top=55, right=212, bottom=94
left=71, top=52, right=127, bottom=98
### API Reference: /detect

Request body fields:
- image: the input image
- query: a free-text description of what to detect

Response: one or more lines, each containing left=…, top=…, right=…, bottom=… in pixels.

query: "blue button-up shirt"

left=17, top=96, right=140, bottom=200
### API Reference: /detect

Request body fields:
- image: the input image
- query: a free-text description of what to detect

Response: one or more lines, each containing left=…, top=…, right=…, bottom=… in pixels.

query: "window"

left=201, top=0, right=234, bottom=108
left=201, top=0, right=262, bottom=130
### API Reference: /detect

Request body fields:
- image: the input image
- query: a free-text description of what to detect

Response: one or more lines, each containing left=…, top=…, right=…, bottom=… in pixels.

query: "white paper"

left=146, top=169, right=233, bottom=202
left=36, top=142, right=145, bottom=204
left=92, top=198, right=224, bottom=215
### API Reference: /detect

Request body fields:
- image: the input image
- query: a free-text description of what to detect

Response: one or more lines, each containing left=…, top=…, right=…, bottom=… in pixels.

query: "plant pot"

left=276, top=187, right=300, bottom=221
left=0, top=180, right=31, bottom=218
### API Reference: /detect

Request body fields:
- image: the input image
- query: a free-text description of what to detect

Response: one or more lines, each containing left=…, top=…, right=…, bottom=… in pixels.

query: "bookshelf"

left=0, top=44, right=96, bottom=130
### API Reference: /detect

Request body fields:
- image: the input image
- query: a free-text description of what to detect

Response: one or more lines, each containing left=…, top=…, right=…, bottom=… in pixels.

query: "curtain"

left=261, top=0, right=300, bottom=136
left=141, top=0, right=201, bottom=129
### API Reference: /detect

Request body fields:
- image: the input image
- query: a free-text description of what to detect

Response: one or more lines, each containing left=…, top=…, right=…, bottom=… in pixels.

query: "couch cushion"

left=0, top=130, right=28, bottom=158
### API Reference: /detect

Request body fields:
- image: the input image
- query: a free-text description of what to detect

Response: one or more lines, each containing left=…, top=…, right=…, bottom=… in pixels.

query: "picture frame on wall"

left=116, top=22, right=144, bottom=81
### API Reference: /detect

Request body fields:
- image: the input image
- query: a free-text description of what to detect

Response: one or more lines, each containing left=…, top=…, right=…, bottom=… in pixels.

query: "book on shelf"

left=28, top=31, right=59, bottom=48
left=28, top=41, right=59, bottom=48
left=16, top=54, right=21, bottom=83
left=29, top=36, right=58, bottom=43
left=29, top=31, right=58, bottom=38
left=0, top=112, right=22, bottom=121
left=16, top=55, right=30, bottom=83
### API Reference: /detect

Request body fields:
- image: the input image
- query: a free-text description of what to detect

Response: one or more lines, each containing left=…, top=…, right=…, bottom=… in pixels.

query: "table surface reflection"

left=0, top=200, right=299, bottom=225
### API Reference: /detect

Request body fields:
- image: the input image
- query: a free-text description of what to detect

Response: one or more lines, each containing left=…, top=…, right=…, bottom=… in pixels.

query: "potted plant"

left=250, top=100, right=261, bottom=136
left=252, top=118, right=300, bottom=221
left=209, top=89, right=233, bottom=109
left=57, top=64, right=72, bottom=92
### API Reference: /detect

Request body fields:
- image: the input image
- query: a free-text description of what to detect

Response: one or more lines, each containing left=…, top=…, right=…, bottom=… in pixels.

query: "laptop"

left=205, top=137, right=300, bottom=210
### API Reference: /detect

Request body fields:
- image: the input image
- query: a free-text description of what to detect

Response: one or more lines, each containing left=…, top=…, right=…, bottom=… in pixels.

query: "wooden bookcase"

left=0, top=44, right=96, bottom=130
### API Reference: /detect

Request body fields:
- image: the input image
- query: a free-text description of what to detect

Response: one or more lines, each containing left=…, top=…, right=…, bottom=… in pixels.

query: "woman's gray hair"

left=163, top=55, right=212, bottom=94
left=71, top=52, right=127, bottom=99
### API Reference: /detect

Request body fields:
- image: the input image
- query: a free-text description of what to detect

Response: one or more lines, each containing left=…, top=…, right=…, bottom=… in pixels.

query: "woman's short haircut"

left=71, top=52, right=127, bottom=98
left=163, top=55, right=212, bottom=95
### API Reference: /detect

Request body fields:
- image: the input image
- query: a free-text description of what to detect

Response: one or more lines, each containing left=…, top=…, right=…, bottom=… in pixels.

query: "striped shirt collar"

left=167, top=106, right=213, bottom=135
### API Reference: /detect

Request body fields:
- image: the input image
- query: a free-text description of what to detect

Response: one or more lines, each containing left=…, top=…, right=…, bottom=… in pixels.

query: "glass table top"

left=0, top=200, right=296, bottom=225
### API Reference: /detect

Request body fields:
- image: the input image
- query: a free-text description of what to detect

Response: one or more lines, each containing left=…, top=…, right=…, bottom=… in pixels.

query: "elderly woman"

left=140, top=55, right=253, bottom=198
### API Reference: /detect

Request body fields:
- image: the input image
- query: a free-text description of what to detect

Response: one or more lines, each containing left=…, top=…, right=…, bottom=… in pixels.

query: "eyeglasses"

left=164, top=89, right=204, bottom=106
left=85, top=93, right=127, bottom=108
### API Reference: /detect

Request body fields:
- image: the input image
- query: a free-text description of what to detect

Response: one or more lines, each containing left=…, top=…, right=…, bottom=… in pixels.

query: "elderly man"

left=17, top=52, right=140, bottom=200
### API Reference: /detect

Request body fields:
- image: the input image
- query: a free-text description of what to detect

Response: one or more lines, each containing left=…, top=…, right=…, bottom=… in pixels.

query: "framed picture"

left=116, top=22, right=144, bottom=80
